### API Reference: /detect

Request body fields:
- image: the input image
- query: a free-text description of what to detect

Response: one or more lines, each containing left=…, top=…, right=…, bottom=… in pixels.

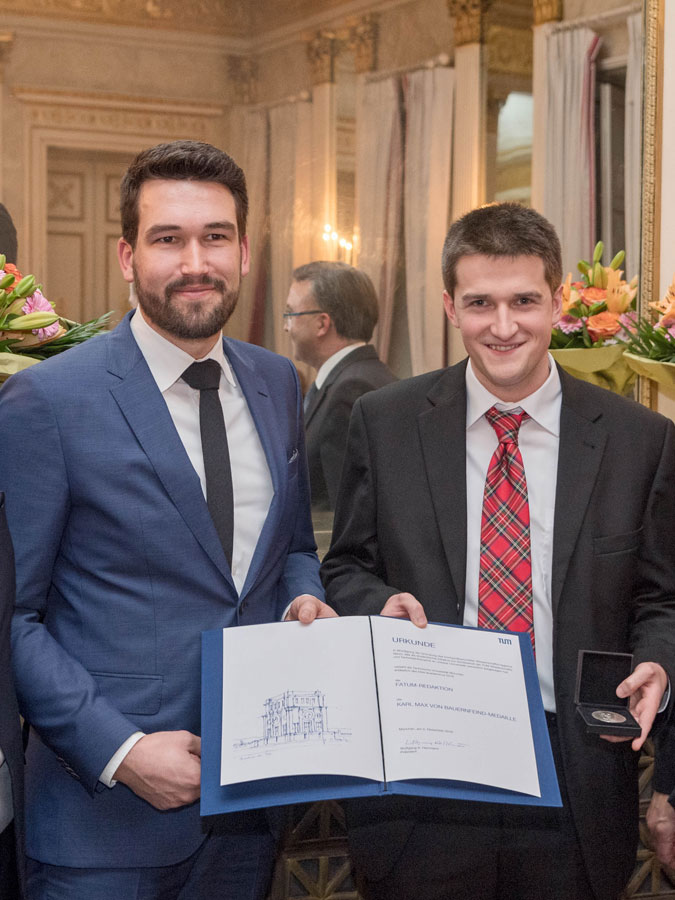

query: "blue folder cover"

left=201, top=621, right=561, bottom=816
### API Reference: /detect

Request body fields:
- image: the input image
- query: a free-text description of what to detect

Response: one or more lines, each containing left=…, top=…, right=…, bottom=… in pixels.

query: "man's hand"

left=285, top=594, right=338, bottom=624
left=601, top=661, right=668, bottom=751
left=380, top=592, right=428, bottom=628
left=647, top=791, right=675, bottom=868
left=114, top=731, right=201, bottom=810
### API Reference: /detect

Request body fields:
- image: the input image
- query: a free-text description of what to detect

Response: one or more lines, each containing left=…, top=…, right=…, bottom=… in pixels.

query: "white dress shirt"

left=314, top=342, right=366, bottom=389
left=100, top=308, right=274, bottom=786
left=463, top=357, right=561, bottom=712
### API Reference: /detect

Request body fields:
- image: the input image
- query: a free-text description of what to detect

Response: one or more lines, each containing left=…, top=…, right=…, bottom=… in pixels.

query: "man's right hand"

left=114, top=730, right=201, bottom=810
left=380, top=592, right=427, bottom=628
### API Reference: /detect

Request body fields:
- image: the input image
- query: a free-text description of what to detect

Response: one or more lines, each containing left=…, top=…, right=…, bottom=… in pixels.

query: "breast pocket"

left=593, top=527, right=642, bottom=557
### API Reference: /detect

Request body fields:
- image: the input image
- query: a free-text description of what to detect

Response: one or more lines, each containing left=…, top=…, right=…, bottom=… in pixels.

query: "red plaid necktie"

left=478, top=406, right=534, bottom=653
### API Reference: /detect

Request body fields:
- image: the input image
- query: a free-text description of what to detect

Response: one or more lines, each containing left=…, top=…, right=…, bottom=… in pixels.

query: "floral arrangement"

left=620, top=275, right=675, bottom=363
left=0, top=253, right=110, bottom=367
left=550, top=242, right=638, bottom=349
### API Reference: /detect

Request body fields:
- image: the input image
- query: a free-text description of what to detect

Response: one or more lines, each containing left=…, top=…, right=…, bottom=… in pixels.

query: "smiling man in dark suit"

left=284, top=261, right=396, bottom=511
left=0, top=140, right=335, bottom=900
left=322, top=203, right=675, bottom=900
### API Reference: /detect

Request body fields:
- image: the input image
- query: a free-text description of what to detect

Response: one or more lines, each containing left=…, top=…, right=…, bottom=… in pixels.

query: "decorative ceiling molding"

left=349, top=13, right=379, bottom=74
left=533, top=0, right=562, bottom=27
left=0, top=0, right=248, bottom=37
left=447, top=0, right=494, bottom=46
left=12, top=86, right=223, bottom=138
left=307, top=29, right=338, bottom=85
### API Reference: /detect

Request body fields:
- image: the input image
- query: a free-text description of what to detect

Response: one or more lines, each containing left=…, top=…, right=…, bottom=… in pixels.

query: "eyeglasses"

left=282, top=309, right=324, bottom=319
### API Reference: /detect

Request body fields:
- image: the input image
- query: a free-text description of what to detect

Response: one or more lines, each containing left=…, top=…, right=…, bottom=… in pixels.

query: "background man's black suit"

left=322, top=360, right=675, bottom=900
left=304, top=344, right=395, bottom=510
left=0, top=495, right=24, bottom=898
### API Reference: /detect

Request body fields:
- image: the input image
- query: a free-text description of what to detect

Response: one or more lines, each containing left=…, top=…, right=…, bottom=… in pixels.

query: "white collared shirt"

left=129, top=307, right=273, bottom=596
left=463, top=356, right=561, bottom=711
left=315, top=343, right=366, bottom=389
left=101, top=308, right=274, bottom=788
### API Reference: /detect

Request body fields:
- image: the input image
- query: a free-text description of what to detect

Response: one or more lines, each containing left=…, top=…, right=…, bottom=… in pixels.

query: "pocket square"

left=287, top=448, right=299, bottom=463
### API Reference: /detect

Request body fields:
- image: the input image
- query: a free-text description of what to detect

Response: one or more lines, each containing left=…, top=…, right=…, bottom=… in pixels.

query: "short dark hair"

left=0, top=204, right=18, bottom=265
left=120, top=140, right=248, bottom=247
left=441, top=203, right=563, bottom=296
left=292, top=261, right=379, bottom=341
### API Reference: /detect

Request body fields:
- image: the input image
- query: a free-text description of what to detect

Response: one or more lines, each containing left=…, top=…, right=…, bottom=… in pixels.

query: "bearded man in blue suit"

left=0, top=140, right=335, bottom=900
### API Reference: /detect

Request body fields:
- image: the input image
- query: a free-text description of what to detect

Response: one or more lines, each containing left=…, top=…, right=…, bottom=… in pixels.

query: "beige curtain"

left=354, top=76, right=403, bottom=364
left=403, top=67, right=454, bottom=375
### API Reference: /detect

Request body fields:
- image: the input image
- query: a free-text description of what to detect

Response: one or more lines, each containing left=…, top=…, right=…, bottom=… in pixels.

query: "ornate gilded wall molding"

left=0, top=31, right=13, bottom=81
left=447, top=0, right=493, bottom=46
left=307, top=29, right=337, bottom=85
left=487, top=24, right=532, bottom=78
left=228, top=55, right=258, bottom=105
left=0, top=0, right=248, bottom=37
left=348, top=13, right=379, bottom=75
left=533, top=0, right=562, bottom=27
left=13, top=87, right=223, bottom=139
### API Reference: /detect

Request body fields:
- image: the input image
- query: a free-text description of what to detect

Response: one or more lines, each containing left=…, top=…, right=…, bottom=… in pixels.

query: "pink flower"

left=22, top=288, right=60, bottom=341
left=618, top=310, right=638, bottom=337
left=557, top=315, right=584, bottom=335
left=667, top=324, right=675, bottom=341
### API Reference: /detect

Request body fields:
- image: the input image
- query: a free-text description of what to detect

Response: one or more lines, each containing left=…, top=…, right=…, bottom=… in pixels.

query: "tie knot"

left=182, top=359, right=222, bottom=392
left=485, top=406, right=529, bottom=445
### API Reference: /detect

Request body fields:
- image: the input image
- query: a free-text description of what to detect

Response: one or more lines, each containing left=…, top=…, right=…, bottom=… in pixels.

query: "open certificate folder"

left=201, top=616, right=561, bottom=816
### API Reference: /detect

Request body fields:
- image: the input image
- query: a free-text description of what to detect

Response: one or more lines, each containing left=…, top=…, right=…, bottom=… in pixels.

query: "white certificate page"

left=220, top=618, right=384, bottom=786
left=370, top=617, right=541, bottom=797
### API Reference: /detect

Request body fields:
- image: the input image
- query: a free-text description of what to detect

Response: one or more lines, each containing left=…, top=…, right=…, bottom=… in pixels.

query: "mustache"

left=166, top=275, right=227, bottom=294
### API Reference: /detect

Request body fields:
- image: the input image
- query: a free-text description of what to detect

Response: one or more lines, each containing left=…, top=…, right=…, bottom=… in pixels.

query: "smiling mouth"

left=486, top=343, right=523, bottom=352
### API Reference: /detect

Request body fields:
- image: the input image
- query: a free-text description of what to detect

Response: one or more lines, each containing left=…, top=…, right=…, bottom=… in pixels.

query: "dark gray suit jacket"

left=305, top=344, right=395, bottom=511
left=0, top=496, right=24, bottom=897
left=322, top=360, right=675, bottom=900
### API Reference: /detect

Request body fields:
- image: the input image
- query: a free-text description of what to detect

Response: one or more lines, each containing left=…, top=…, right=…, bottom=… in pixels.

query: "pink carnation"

left=22, top=288, right=60, bottom=341
left=618, top=310, right=638, bottom=337
left=667, top=324, right=675, bottom=341
left=557, top=315, right=584, bottom=335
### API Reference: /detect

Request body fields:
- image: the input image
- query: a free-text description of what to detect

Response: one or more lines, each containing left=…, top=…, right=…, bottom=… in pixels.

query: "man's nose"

left=491, top=306, right=518, bottom=339
left=180, top=241, right=209, bottom=276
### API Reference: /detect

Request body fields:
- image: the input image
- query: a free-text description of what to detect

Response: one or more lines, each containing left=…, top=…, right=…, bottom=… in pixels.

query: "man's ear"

left=240, top=234, right=250, bottom=278
left=316, top=312, right=332, bottom=337
left=117, top=238, right=134, bottom=284
left=443, top=290, right=459, bottom=328
left=552, top=283, right=563, bottom=324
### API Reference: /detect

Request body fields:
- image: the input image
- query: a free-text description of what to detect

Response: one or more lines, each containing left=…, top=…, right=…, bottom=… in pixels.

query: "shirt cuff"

left=99, top=732, right=145, bottom=788
left=659, top=679, right=671, bottom=714
left=281, top=602, right=293, bottom=621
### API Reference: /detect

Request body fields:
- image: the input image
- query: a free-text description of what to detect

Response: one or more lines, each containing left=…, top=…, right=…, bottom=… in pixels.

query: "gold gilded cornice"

left=228, top=54, right=258, bottom=105
left=349, top=13, right=379, bottom=75
left=533, top=0, right=562, bottom=26
left=0, top=0, right=248, bottom=37
left=487, top=24, right=532, bottom=78
left=447, top=0, right=493, bottom=46
left=307, top=29, right=338, bottom=85
left=0, top=31, right=13, bottom=80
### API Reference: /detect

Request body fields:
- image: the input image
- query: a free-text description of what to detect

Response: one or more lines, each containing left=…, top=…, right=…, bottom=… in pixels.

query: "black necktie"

left=304, top=382, right=319, bottom=416
left=182, top=360, right=234, bottom=568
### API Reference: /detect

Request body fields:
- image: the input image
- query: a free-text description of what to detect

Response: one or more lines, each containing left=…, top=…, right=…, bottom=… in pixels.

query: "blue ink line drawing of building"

left=263, top=690, right=328, bottom=743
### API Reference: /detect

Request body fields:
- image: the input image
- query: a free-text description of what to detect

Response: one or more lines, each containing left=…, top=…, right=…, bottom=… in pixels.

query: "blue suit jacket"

left=0, top=312, right=323, bottom=867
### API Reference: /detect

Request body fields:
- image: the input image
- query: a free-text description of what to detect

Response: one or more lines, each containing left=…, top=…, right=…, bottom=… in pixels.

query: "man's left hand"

left=647, top=791, right=675, bottom=868
left=601, top=661, right=668, bottom=751
left=285, top=594, right=339, bottom=624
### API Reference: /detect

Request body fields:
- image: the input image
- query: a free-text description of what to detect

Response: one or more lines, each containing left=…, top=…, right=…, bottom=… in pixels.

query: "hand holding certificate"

left=201, top=617, right=560, bottom=817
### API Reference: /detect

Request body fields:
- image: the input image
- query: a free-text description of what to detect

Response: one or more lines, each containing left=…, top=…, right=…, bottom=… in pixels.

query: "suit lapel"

left=304, top=345, right=378, bottom=427
left=107, top=315, right=234, bottom=587
left=418, top=364, right=468, bottom=614
left=224, top=339, right=286, bottom=599
left=551, top=368, right=607, bottom=614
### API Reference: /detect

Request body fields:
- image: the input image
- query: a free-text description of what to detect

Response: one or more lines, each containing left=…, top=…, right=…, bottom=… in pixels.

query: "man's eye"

left=207, top=233, right=228, bottom=241
left=155, top=235, right=176, bottom=244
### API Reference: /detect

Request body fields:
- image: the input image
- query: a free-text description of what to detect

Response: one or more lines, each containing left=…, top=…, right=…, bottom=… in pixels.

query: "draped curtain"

left=269, top=100, right=312, bottom=356
left=354, top=76, right=403, bottom=364
left=624, top=12, right=642, bottom=279
left=403, top=67, right=454, bottom=375
left=544, top=27, right=602, bottom=276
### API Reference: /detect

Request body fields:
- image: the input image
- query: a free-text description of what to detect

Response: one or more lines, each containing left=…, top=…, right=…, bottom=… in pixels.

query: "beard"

left=134, top=270, right=240, bottom=341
